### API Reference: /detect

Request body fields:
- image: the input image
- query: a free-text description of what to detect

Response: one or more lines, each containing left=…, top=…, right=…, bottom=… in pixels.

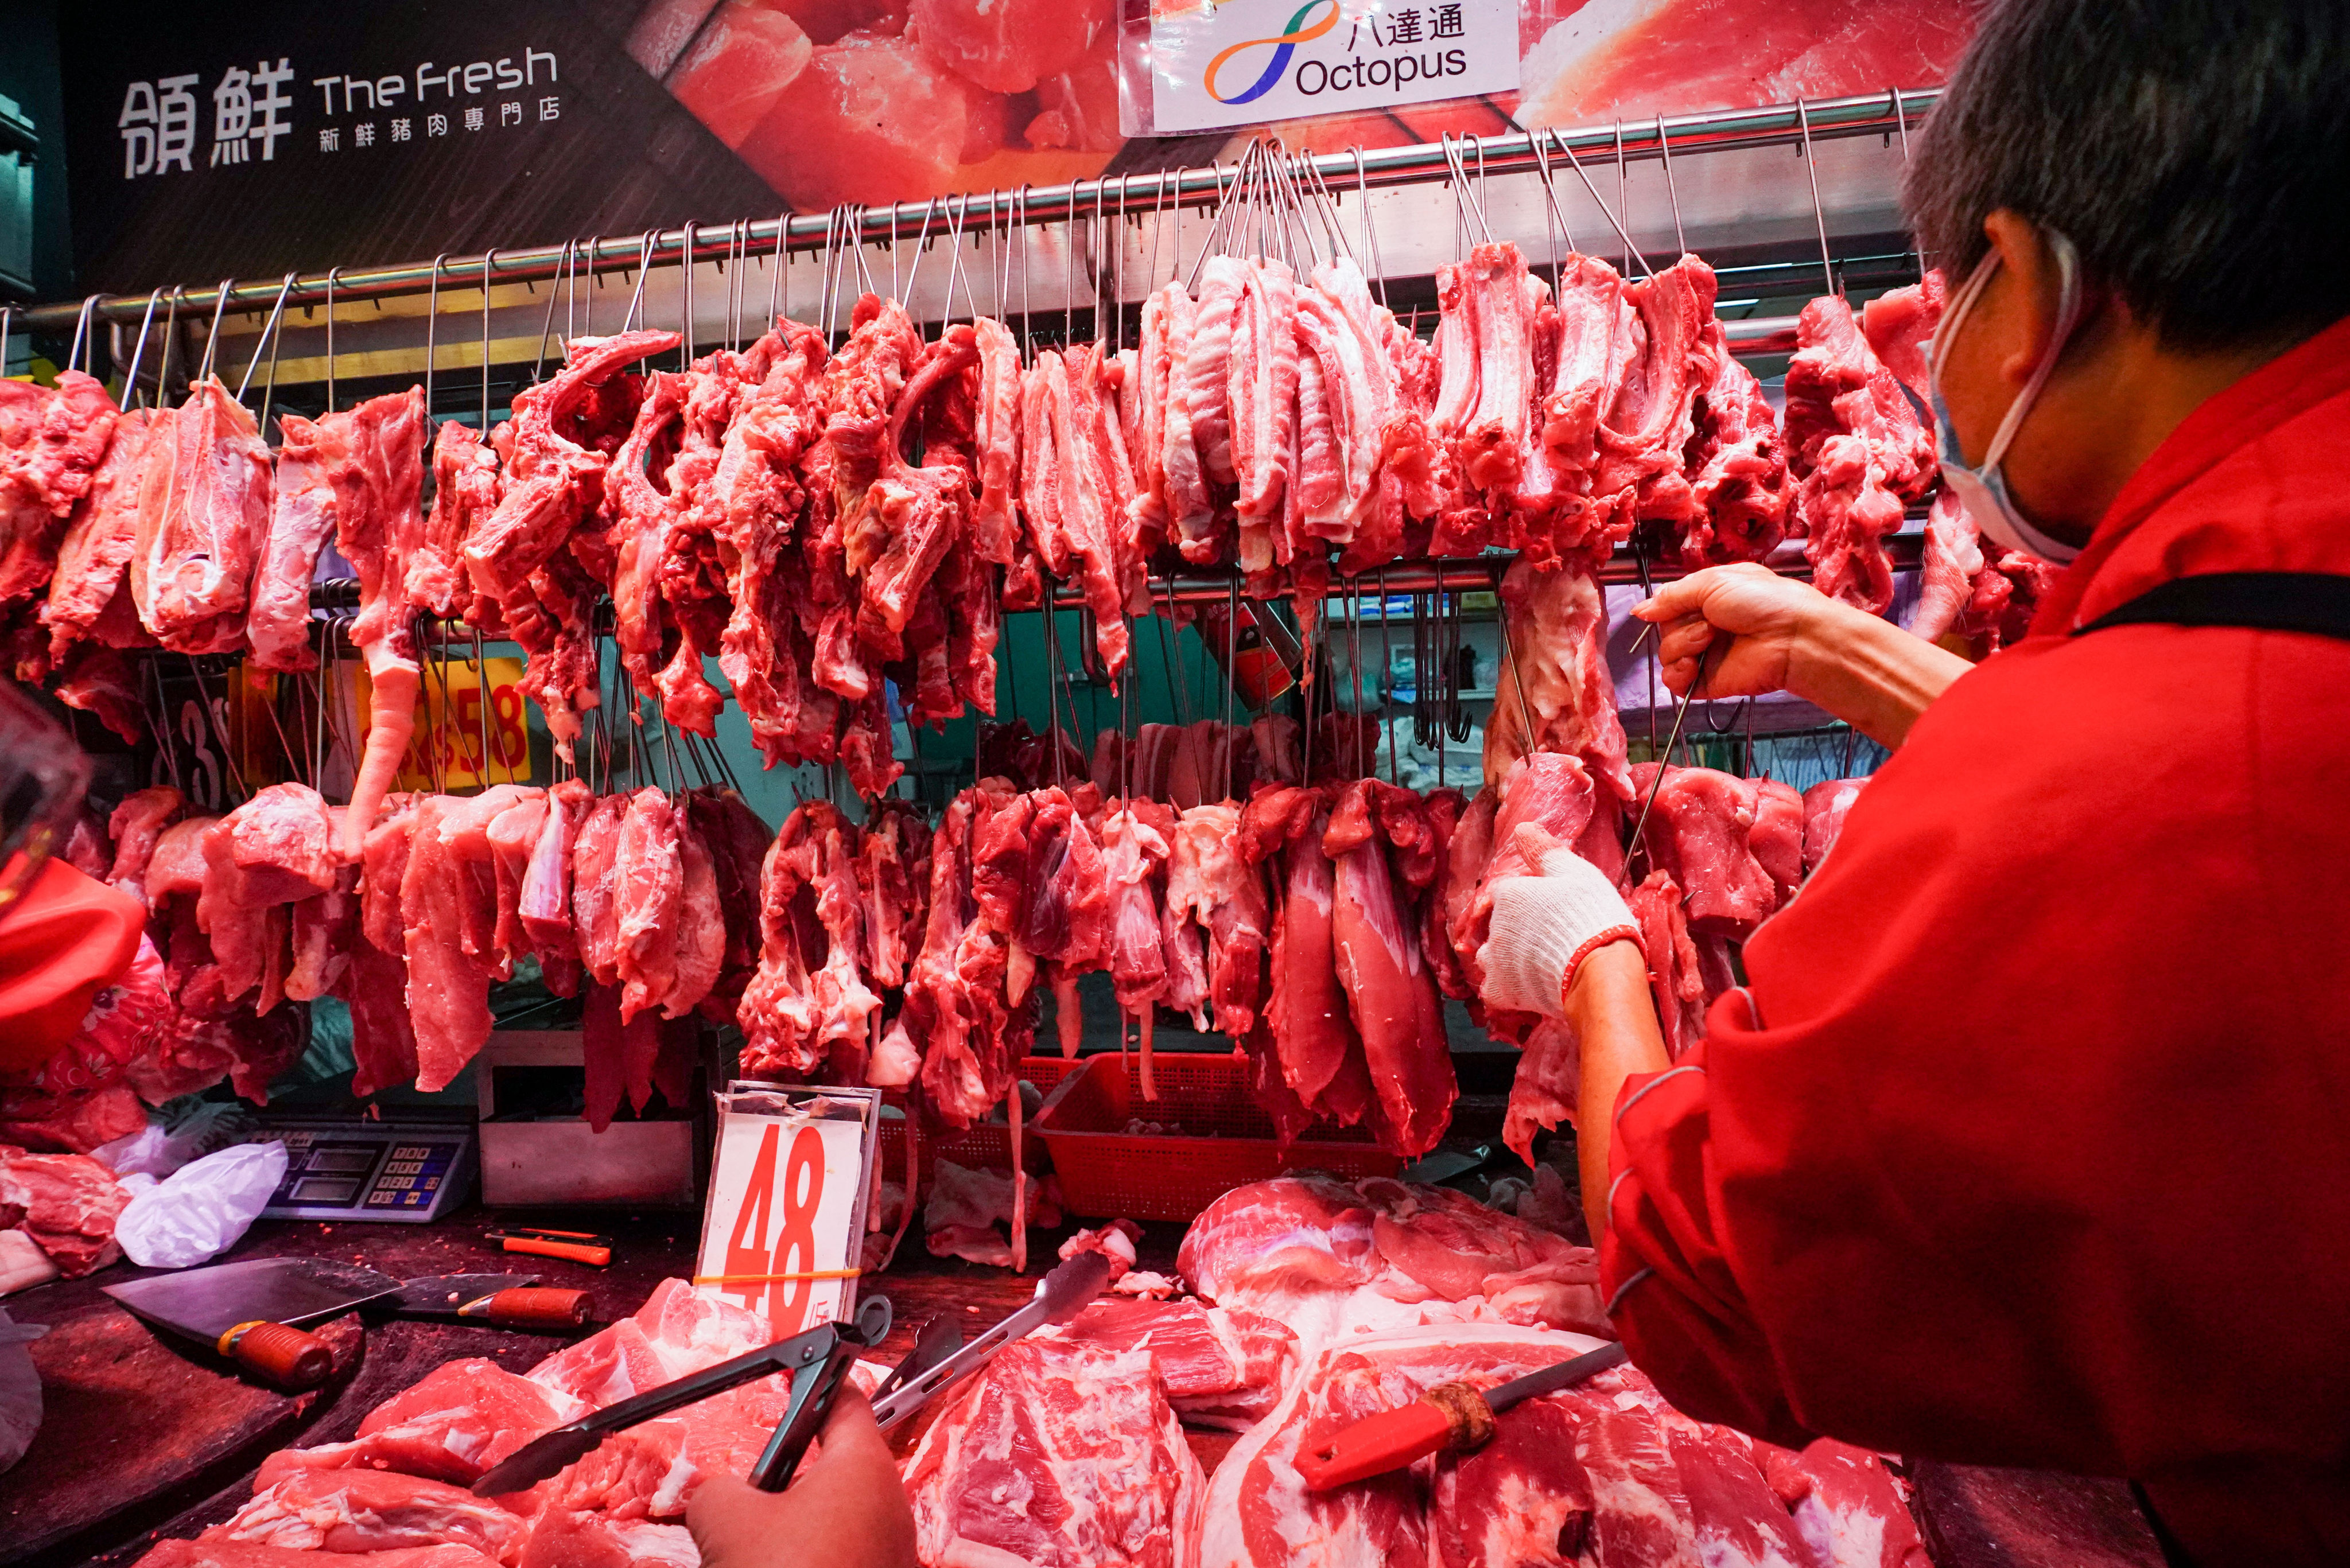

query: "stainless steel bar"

left=1030, top=535, right=1926, bottom=608
left=305, top=531, right=1923, bottom=623
left=15, top=88, right=1940, bottom=334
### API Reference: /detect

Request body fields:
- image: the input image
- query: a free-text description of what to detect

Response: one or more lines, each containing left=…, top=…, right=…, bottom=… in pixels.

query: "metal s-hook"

left=1113, top=172, right=1135, bottom=341
left=119, top=289, right=164, bottom=409
left=1145, top=167, right=1172, bottom=297
left=197, top=277, right=236, bottom=386
left=1887, top=87, right=1920, bottom=274
left=569, top=234, right=592, bottom=343
left=321, top=267, right=343, bottom=410
left=1528, top=129, right=1571, bottom=278
left=1352, top=146, right=1388, bottom=305
left=623, top=229, right=659, bottom=331
left=1015, top=185, right=1035, bottom=352
left=901, top=196, right=939, bottom=316
left=681, top=219, right=700, bottom=363
left=727, top=218, right=748, bottom=348
left=158, top=285, right=186, bottom=400
left=236, top=272, right=297, bottom=402
left=481, top=247, right=501, bottom=426
left=1551, top=127, right=1654, bottom=279
left=1613, top=122, right=1630, bottom=269
left=769, top=209, right=790, bottom=326
left=423, top=253, right=449, bottom=418
left=255, top=271, right=295, bottom=434
left=67, top=294, right=100, bottom=375
left=1656, top=114, right=1687, bottom=256
left=1795, top=98, right=1838, bottom=297
left=530, top=240, right=572, bottom=384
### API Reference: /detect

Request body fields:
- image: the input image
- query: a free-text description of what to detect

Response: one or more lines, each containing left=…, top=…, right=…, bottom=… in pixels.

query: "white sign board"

left=1147, top=0, right=1520, bottom=136
left=696, top=1084, right=880, bottom=1340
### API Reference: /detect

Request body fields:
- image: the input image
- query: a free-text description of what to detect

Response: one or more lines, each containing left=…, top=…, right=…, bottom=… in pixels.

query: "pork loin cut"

left=1179, top=1175, right=1608, bottom=1355
left=903, top=1337, right=1204, bottom=1568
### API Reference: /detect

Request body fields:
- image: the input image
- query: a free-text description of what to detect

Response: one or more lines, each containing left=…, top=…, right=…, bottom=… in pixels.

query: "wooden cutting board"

left=0, top=1302, right=363, bottom=1567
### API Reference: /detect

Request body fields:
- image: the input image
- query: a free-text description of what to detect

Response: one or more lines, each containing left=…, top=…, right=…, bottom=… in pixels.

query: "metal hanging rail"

left=7, top=87, right=1936, bottom=337
left=1043, top=536, right=1928, bottom=610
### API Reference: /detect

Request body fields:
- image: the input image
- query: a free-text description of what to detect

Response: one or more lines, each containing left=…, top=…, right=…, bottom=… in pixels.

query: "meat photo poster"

left=61, top=0, right=1981, bottom=294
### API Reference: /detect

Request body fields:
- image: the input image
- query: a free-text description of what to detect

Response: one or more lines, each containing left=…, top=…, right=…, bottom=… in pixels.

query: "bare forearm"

left=1786, top=603, right=1975, bottom=749
left=1568, top=944, right=1670, bottom=1243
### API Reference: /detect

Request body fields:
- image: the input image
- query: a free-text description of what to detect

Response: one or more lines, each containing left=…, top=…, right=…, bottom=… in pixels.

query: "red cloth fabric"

left=0, top=855, right=146, bottom=1072
left=1602, top=315, right=2350, bottom=1567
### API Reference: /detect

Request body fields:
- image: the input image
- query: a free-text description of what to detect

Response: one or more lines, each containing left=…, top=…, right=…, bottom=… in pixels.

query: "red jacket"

left=1603, top=316, right=2350, bottom=1567
left=0, top=855, right=144, bottom=1072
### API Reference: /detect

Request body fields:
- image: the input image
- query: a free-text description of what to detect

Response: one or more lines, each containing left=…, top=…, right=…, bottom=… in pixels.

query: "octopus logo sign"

left=1150, top=0, right=1517, bottom=135
left=1205, top=0, right=1342, bottom=106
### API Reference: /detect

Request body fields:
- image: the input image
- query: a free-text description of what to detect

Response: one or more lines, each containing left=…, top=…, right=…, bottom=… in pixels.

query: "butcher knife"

left=387, top=1273, right=595, bottom=1328
left=868, top=1247, right=1113, bottom=1434
left=1294, top=1340, right=1631, bottom=1490
left=103, top=1258, right=399, bottom=1390
left=104, top=1260, right=595, bottom=1391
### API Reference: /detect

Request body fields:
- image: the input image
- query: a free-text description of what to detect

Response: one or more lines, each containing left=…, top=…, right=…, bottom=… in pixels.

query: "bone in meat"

left=1680, top=320, right=1792, bottom=568
left=1785, top=293, right=1935, bottom=613
left=1484, top=557, right=1633, bottom=805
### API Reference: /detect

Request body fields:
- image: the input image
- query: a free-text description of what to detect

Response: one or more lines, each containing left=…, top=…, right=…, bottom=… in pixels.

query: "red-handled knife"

left=1294, top=1340, right=1629, bottom=1490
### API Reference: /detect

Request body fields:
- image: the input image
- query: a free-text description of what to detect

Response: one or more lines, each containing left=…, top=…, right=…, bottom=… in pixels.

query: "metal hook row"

left=6, top=89, right=1937, bottom=341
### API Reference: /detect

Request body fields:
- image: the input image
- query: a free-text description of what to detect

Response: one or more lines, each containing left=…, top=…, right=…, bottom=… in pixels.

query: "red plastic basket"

left=1032, top=1052, right=1403, bottom=1222
left=879, top=1055, right=1079, bottom=1192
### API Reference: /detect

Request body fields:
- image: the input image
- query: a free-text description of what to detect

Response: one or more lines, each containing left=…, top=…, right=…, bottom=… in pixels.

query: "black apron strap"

left=2073, top=572, right=2350, bottom=640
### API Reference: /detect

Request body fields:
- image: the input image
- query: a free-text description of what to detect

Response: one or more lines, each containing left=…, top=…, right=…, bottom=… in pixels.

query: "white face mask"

left=1928, top=230, right=2087, bottom=565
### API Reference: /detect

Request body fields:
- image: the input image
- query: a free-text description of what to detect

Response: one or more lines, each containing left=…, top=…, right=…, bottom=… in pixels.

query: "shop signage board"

left=57, top=1, right=775, bottom=294
left=55, top=3, right=1980, bottom=299
left=696, top=1083, right=881, bottom=1339
left=1143, top=0, right=1520, bottom=135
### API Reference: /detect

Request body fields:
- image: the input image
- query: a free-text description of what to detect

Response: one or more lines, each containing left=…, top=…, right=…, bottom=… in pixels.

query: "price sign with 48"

left=696, top=1086, right=881, bottom=1337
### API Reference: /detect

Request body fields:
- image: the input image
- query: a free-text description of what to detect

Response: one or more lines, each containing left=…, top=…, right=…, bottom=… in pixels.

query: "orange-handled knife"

left=1295, top=1341, right=1629, bottom=1490
left=485, top=1227, right=613, bottom=1267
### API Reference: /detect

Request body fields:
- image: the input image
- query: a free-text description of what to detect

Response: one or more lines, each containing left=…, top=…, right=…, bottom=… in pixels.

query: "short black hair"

left=1904, top=0, right=2350, bottom=353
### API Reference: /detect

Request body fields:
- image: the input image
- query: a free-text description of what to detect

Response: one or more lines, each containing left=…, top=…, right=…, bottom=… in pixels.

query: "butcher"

left=0, top=684, right=145, bottom=1072
left=1481, top=2, right=2350, bottom=1564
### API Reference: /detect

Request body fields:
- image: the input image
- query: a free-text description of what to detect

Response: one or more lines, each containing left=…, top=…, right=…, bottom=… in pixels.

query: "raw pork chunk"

left=902, top=1337, right=1205, bottom=1568
left=1178, top=1176, right=1608, bottom=1354
left=1202, top=1323, right=1830, bottom=1568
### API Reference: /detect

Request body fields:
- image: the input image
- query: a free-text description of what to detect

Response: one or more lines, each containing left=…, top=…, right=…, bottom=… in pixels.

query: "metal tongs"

left=472, top=1295, right=895, bottom=1496
left=469, top=1250, right=1113, bottom=1497
left=870, top=1249, right=1112, bottom=1434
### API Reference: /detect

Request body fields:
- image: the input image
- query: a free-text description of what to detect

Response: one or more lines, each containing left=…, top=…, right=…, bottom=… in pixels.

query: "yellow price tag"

left=359, top=657, right=531, bottom=789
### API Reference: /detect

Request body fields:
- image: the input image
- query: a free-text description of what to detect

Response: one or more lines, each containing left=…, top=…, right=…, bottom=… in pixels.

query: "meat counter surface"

left=0, top=1202, right=2165, bottom=1568
left=0, top=1204, right=1047, bottom=1567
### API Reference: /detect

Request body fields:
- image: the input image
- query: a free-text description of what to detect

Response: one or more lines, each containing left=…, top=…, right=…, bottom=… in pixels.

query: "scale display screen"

left=244, top=1123, right=478, bottom=1224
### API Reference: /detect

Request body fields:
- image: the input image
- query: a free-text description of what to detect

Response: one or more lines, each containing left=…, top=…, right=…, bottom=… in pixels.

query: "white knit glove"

left=1478, top=831, right=1643, bottom=1020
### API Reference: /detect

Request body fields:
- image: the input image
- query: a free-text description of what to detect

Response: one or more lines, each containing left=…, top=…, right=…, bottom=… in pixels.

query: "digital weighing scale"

left=235, top=1118, right=480, bottom=1223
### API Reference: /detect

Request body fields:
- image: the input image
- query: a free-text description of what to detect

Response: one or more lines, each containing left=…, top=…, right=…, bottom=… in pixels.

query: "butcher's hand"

left=1633, top=563, right=1972, bottom=749
left=687, top=1391, right=916, bottom=1568
left=1477, top=835, right=1642, bottom=1020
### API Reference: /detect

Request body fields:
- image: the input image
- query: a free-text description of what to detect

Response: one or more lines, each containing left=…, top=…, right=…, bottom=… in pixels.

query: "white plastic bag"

left=115, top=1141, right=288, bottom=1269
left=91, top=1102, right=249, bottom=1180
left=0, top=1309, right=46, bottom=1473
left=90, top=1119, right=176, bottom=1178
